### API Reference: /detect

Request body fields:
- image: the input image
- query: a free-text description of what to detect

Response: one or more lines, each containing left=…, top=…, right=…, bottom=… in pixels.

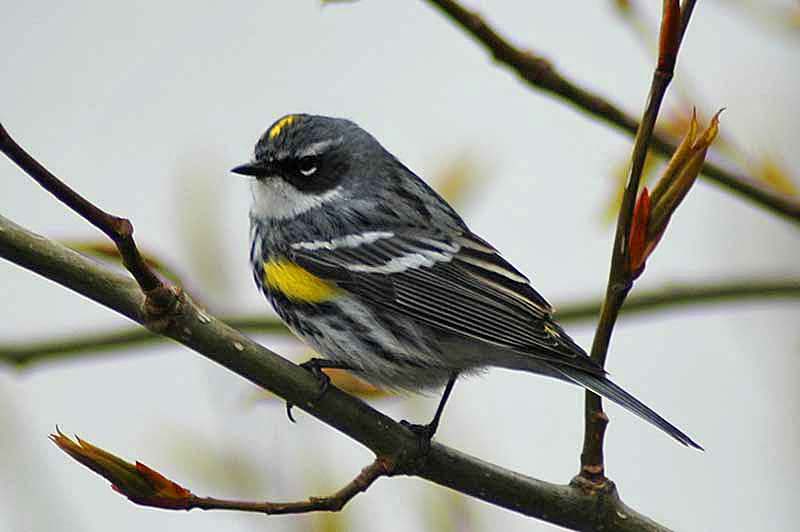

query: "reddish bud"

left=657, top=0, right=681, bottom=72
left=51, top=428, right=193, bottom=509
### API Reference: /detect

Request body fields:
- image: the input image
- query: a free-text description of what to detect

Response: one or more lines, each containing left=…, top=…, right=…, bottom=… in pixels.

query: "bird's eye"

left=297, top=156, right=318, bottom=177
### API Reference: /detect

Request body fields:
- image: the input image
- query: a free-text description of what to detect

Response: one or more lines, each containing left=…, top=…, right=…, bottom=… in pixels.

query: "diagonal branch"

left=423, top=0, right=800, bottom=225
left=580, top=0, right=694, bottom=482
left=2, top=278, right=798, bottom=368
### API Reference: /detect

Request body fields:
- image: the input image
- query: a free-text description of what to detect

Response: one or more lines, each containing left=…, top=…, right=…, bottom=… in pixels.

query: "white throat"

left=250, top=178, right=343, bottom=220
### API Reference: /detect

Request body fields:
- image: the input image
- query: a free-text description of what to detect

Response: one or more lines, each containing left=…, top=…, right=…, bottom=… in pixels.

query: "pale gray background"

left=1, top=1, right=798, bottom=531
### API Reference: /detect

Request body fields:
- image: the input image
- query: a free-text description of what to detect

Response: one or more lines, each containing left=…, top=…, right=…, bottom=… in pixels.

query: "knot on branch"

left=109, top=216, right=134, bottom=239
left=142, top=285, right=184, bottom=334
left=369, top=456, right=397, bottom=480
left=578, top=463, right=607, bottom=487
left=570, top=473, right=615, bottom=497
left=517, top=50, right=553, bottom=77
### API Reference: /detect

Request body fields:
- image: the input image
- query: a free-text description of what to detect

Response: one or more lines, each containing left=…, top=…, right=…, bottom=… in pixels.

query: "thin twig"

left=423, top=0, right=800, bottom=225
left=0, top=123, right=174, bottom=312
left=189, top=458, right=391, bottom=514
left=51, top=428, right=392, bottom=514
left=579, top=0, right=695, bottom=482
left=1, top=278, right=797, bottom=368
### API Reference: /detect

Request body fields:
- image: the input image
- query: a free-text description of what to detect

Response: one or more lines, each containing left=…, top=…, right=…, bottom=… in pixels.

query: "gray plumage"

left=234, top=114, right=701, bottom=449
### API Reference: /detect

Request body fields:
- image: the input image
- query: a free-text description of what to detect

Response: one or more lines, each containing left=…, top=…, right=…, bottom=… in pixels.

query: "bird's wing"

left=289, top=229, right=603, bottom=374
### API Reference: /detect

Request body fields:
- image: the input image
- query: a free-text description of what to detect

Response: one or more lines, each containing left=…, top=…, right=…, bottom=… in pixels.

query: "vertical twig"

left=579, top=0, right=698, bottom=482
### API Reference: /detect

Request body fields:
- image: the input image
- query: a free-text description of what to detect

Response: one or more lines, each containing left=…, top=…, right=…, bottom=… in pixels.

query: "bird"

left=231, top=113, right=701, bottom=449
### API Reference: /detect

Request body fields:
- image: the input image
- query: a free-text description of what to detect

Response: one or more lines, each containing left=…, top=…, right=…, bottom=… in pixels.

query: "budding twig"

left=626, top=109, right=722, bottom=278
left=579, top=0, right=697, bottom=483
left=51, top=429, right=392, bottom=514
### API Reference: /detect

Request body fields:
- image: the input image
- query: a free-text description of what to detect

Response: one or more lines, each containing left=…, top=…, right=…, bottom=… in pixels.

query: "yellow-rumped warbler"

left=232, top=114, right=700, bottom=449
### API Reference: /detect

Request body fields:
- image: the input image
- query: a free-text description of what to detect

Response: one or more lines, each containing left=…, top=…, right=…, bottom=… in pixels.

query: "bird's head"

left=232, top=114, right=393, bottom=221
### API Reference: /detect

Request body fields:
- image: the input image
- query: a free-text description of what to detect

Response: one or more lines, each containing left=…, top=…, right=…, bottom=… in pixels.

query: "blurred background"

left=1, top=1, right=798, bottom=530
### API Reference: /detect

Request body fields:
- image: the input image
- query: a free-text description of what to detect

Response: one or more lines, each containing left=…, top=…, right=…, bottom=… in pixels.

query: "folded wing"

left=289, top=229, right=603, bottom=375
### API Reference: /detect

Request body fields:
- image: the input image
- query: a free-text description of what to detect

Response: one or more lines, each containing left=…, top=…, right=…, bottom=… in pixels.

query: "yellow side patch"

left=269, top=115, right=296, bottom=139
left=263, top=259, right=339, bottom=303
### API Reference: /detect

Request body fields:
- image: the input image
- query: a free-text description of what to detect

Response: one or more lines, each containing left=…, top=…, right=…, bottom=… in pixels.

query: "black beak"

left=231, top=161, right=270, bottom=177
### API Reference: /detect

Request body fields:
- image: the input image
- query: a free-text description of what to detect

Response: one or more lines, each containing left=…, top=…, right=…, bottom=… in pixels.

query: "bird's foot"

left=399, top=419, right=437, bottom=455
left=397, top=373, right=455, bottom=454
left=285, top=358, right=348, bottom=423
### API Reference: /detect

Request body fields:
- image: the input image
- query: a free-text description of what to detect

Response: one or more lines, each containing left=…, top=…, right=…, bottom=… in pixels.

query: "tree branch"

left=2, top=278, right=797, bottom=368
left=423, top=0, right=800, bottom=225
left=190, top=458, right=390, bottom=514
left=580, top=0, right=692, bottom=482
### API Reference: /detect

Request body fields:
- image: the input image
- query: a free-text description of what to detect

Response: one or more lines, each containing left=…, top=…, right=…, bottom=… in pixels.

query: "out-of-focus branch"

left=423, top=0, right=800, bottom=225
left=2, top=278, right=798, bottom=368
left=62, top=239, right=186, bottom=286
left=0, top=318, right=288, bottom=367
left=580, top=0, right=693, bottom=483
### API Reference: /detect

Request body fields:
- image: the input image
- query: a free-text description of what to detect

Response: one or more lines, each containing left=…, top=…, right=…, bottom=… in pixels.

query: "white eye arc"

left=300, top=165, right=317, bottom=177
left=297, top=156, right=319, bottom=177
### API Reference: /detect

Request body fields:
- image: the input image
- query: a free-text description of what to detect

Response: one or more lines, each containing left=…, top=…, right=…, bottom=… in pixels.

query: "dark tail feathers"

left=555, top=366, right=703, bottom=450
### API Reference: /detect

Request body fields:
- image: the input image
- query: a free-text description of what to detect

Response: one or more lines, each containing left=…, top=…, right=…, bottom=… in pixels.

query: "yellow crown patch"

left=263, top=259, right=339, bottom=303
left=269, top=115, right=296, bottom=140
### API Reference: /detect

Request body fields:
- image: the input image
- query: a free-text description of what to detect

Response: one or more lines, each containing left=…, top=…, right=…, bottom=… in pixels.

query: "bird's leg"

left=286, top=358, right=354, bottom=423
left=401, top=373, right=458, bottom=453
